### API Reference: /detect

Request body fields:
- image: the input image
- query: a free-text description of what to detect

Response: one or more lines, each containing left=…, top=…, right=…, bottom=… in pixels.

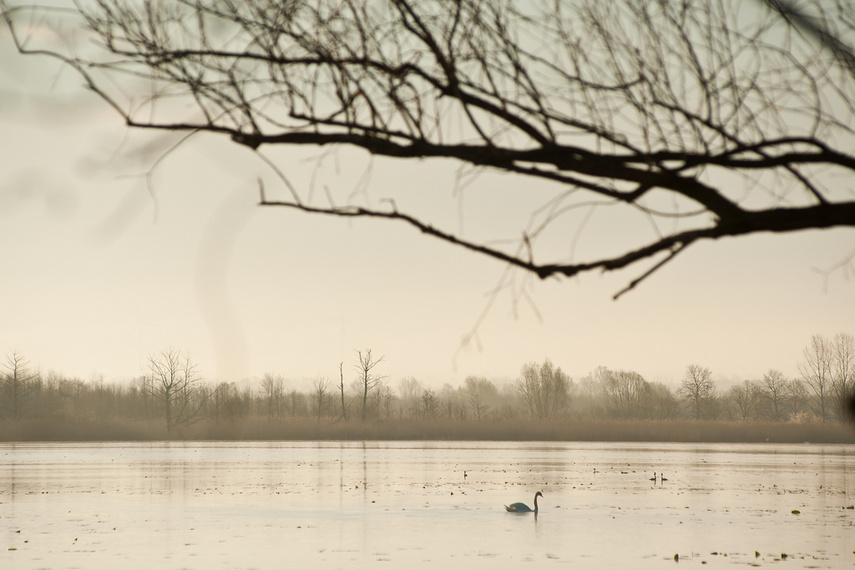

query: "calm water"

left=1, top=441, right=853, bottom=569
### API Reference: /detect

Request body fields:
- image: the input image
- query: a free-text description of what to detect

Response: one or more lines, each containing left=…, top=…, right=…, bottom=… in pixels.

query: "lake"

left=1, top=441, right=853, bottom=568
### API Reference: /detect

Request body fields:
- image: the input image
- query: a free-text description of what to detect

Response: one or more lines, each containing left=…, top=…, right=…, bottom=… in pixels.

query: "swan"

left=505, top=491, right=543, bottom=514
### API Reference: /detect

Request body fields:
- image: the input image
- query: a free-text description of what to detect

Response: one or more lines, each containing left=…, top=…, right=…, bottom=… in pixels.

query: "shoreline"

left=2, top=418, right=854, bottom=444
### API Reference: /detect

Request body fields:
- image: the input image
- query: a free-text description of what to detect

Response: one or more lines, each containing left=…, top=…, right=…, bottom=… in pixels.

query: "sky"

left=1, top=23, right=854, bottom=393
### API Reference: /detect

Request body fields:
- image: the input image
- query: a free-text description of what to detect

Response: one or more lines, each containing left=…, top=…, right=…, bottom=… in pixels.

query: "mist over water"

left=1, top=441, right=852, bottom=568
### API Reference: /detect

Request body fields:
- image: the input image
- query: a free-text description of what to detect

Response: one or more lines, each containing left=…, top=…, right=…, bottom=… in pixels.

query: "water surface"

left=1, top=441, right=853, bottom=568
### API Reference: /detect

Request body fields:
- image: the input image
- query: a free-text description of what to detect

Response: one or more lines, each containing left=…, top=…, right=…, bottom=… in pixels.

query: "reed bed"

left=1, top=417, right=854, bottom=443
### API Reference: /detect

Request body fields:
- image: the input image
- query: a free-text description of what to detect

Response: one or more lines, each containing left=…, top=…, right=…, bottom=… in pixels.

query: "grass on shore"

left=1, top=416, right=854, bottom=443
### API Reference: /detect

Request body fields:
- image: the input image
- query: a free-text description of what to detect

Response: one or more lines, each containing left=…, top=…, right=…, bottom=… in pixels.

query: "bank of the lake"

left=1, top=417, right=854, bottom=443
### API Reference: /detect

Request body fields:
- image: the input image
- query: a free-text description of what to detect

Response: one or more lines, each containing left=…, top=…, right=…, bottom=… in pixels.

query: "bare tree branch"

left=3, top=0, right=855, bottom=295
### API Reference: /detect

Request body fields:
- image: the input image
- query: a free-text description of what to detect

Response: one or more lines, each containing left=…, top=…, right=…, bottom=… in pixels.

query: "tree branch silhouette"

left=3, top=0, right=855, bottom=295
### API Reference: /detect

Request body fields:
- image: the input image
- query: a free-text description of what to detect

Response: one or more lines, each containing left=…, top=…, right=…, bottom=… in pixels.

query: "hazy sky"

left=1, top=24, right=853, bottom=392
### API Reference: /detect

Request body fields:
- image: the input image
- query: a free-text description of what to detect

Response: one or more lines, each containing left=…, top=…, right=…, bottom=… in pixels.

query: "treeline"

left=0, top=333, right=852, bottom=441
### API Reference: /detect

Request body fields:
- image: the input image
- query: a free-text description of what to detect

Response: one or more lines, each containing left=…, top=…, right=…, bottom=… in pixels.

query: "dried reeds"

left=1, top=417, right=853, bottom=443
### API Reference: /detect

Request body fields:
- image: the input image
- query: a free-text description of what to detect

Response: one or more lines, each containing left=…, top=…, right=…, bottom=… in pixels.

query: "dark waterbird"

left=505, top=491, right=543, bottom=514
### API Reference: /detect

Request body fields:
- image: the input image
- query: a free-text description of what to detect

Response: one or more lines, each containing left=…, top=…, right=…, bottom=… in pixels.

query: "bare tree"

left=464, top=375, right=496, bottom=420
left=679, top=365, right=716, bottom=420
left=517, top=359, right=570, bottom=420
left=260, top=372, right=285, bottom=421
left=785, top=378, right=811, bottom=420
left=398, top=376, right=422, bottom=418
left=571, top=366, right=609, bottom=418
left=337, top=362, right=349, bottom=423
left=602, top=369, right=650, bottom=419
left=420, top=388, right=438, bottom=420
left=210, top=381, right=251, bottom=421
left=377, top=382, right=395, bottom=419
left=146, top=349, right=208, bottom=435
left=4, top=0, right=855, bottom=298
left=727, top=380, right=761, bottom=421
left=0, top=351, right=40, bottom=420
left=760, top=369, right=788, bottom=421
left=310, top=376, right=330, bottom=423
left=646, top=382, right=681, bottom=420
left=439, top=383, right=466, bottom=420
left=799, top=335, right=833, bottom=421
left=355, top=349, right=384, bottom=421
left=831, top=333, right=855, bottom=420
left=286, top=388, right=307, bottom=418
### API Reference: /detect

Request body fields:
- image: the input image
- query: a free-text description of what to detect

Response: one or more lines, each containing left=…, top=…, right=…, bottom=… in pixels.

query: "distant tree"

left=571, top=367, right=609, bottom=419
left=89, top=374, right=116, bottom=423
left=377, top=382, right=396, bottom=419
left=760, top=369, right=789, bottom=421
left=134, top=373, right=157, bottom=421
left=727, top=380, right=762, bottom=421
left=464, top=375, right=497, bottom=420
left=310, top=376, right=330, bottom=423
left=286, top=388, right=307, bottom=418
left=496, top=383, right=521, bottom=420
left=830, top=333, right=855, bottom=420
left=5, top=0, right=855, bottom=298
left=260, top=372, right=285, bottom=421
left=420, top=388, right=439, bottom=420
left=355, top=349, right=385, bottom=422
left=646, top=382, right=681, bottom=420
left=0, top=351, right=40, bottom=420
left=785, top=378, right=812, bottom=420
left=146, top=349, right=207, bottom=435
left=679, top=365, right=716, bottom=420
left=337, top=362, right=349, bottom=423
left=210, top=381, right=251, bottom=421
left=397, top=376, right=422, bottom=418
left=517, top=359, right=570, bottom=420
left=602, top=369, right=650, bottom=419
left=799, top=335, right=833, bottom=421
left=439, top=383, right=466, bottom=420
